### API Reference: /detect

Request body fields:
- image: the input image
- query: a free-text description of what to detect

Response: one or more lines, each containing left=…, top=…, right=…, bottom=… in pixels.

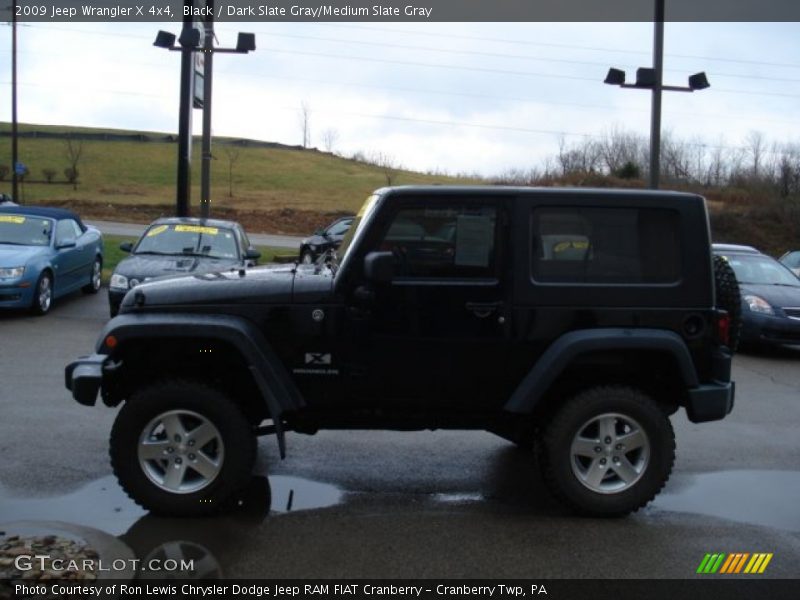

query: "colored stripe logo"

left=697, top=553, right=773, bottom=574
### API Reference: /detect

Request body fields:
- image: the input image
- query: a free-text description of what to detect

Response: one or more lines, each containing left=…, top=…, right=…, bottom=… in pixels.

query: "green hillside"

left=0, top=122, right=476, bottom=233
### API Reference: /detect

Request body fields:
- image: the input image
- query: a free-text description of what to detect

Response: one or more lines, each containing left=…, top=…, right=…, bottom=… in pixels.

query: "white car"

left=779, top=250, right=800, bottom=277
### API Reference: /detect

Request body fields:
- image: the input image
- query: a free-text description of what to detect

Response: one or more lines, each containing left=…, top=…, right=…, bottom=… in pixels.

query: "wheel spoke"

left=189, top=422, right=218, bottom=448
left=161, top=414, right=188, bottom=441
left=617, top=428, right=647, bottom=451
left=162, top=461, right=188, bottom=490
left=139, top=440, right=172, bottom=460
left=571, top=436, right=599, bottom=458
left=612, top=456, right=641, bottom=484
left=584, top=459, right=609, bottom=488
left=598, top=416, right=617, bottom=443
left=190, top=452, right=221, bottom=480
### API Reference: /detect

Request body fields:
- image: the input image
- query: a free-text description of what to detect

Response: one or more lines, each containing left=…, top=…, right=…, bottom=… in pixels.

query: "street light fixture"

left=154, top=2, right=255, bottom=218
left=603, top=0, right=709, bottom=189
left=605, top=67, right=710, bottom=93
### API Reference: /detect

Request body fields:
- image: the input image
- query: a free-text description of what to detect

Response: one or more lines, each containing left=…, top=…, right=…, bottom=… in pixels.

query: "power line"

left=254, top=46, right=800, bottom=100
left=311, top=23, right=800, bottom=70
left=214, top=26, right=800, bottom=85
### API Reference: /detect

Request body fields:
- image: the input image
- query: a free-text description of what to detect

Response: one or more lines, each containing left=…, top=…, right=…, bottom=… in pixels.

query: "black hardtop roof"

left=148, top=216, right=242, bottom=229
left=379, top=185, right=703, bottom=203
left=0, top=205, right=87, bottom=231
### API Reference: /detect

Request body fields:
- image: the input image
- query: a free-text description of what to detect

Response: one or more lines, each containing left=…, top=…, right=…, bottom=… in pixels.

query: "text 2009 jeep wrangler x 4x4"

left=66, top=186, right=738, bottom=517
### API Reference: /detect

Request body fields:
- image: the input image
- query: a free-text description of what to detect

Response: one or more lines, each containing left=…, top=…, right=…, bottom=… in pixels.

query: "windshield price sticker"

left=0, top=216, right=26, bottom=224
left=174, top=225, right=219, bottom=235
left=146, top=225, right=169, bottom=237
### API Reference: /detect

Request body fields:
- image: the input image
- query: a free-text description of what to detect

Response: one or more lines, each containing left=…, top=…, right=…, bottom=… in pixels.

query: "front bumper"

left=108, top=289, right=126, bottom=315
left=741, top=312, right=800, bottom=346
left=0, top=282, right=35, bottom=308
left=65, top=353, right=107, bottom=406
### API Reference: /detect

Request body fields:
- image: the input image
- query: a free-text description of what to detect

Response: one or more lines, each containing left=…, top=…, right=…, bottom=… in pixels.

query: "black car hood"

left=120, top=263, right=334, bottom=310
left=115, top=253, right=241, bottom=281
left=740, top=283, right=800, bottom=308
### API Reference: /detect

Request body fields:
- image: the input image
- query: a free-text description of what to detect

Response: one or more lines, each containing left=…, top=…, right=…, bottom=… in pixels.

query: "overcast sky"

left=0, top=21, right=798, bottom=176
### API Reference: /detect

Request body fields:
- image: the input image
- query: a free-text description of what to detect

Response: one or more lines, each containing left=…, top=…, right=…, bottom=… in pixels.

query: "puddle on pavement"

left=0, top=474, right=344, bottom=537
left=651, top=470, right=800, bottom=532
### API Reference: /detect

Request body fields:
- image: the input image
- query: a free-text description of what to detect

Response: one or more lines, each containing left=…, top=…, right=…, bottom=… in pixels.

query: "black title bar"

left=5, top=0, right=800, bottom=22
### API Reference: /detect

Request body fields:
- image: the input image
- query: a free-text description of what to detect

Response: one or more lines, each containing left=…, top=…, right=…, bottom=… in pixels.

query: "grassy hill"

left=1, top=123, right=798, bottom=256
left=0, top=122, right=476, bottom=233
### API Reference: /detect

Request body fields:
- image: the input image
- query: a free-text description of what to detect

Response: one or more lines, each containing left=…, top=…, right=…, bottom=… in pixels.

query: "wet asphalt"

left=1, top=290, right=799, bottom=579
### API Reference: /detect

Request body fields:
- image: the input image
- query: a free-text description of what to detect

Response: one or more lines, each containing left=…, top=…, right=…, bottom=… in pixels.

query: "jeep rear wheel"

left=110, top=380, right=256, bottom=517
left=539, top=386, right=675, bottom=517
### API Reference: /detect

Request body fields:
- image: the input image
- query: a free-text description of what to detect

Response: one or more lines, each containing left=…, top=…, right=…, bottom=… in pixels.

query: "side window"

left=531, top=207, right=681, bottom=284
left=377, top=205, right=497, bottom=279
left=55, top=220, right=78, bottom=245
left=327, top=219, right=352, bottom=237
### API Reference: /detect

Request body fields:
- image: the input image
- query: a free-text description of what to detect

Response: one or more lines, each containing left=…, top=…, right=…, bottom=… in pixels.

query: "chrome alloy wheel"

left=138, top=410, right=225, bottom=494
left=569, top=412, right=650, bottom=494
left=91, top=259, right=102, bottom=291
left=37, top=275, right=52, bottom=312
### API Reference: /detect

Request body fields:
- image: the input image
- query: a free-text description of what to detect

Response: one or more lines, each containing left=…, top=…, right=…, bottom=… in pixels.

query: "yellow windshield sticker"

left=554, top=240, right=589, bottom=253
left=146, top=224, right=169, bottom=237
left=0, top=215, right=25, bottom=224
left=174, top=225, right=218, bottom=235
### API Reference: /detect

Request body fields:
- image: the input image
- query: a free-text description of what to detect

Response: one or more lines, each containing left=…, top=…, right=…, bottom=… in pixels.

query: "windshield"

left=0, top=215, right=53, bottom=246
left=135, top=224, right=239, bottom=260
left=721, top=254, right=800, bottom=287
left=334, top=194, right=380, bottom=264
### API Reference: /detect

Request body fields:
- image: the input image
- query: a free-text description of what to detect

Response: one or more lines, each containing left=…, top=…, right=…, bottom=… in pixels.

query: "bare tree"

left=64, top=136, right=84, bottom=190
left=746, top=130, right=766, bottom=181
left=321, top=128, right=340, bottom=153
left=42, top=168, right=57, bottom=183
left=299, top=102, right=312, bottom=148
left=369, top=151, right=400, bottom=186
left=222, top=146, right=241, bottom=198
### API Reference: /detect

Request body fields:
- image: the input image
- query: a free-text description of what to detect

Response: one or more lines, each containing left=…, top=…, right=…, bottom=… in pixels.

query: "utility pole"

left=200, top=0, right=214, bottom=220
left=649, top=0, right=665, bottom=189
left=176, top=0, right=194, bottom=217
left=11, top=4, right=19, bottom=202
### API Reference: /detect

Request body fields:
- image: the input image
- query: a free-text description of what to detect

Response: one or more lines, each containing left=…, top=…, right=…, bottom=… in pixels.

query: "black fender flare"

left=96, top=313, right=305, bottom=458
left=503, top=328, right=699, bottom=414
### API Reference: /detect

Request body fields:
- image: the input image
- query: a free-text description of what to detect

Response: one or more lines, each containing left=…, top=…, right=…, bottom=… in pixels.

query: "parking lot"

left=1, top=289, right=799, bottom=579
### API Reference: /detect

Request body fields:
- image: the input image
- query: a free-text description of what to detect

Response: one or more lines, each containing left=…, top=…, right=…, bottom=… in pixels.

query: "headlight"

left=110, top=273, right=129, bottom=290
left=744, top=294, right=774, bottom=315
left=0, top=266, right=25, bottom=279
left=309, top=244, right=317, bottom=251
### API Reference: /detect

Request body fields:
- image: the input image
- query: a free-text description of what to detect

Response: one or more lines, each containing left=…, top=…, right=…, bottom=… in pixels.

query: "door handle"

left=465, top=301, right=504, bottom=319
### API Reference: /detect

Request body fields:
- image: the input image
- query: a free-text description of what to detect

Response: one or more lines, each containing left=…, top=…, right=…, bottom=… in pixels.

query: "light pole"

left=154, top=2, right=254, bottom=218
left=604, top=0, right=709, bottom=189
left=11, top=2, right=19, bottom=202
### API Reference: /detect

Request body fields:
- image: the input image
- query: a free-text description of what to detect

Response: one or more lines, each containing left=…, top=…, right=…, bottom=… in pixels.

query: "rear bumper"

left=65, top=353, right=106, bottom=406
left=685, top=346, right=735, bottom=423
left=686, top=381, right=735, bottom=423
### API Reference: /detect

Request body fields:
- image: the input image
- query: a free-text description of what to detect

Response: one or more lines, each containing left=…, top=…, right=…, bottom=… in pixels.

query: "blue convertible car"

left=0, top=206, right=104, bottom=315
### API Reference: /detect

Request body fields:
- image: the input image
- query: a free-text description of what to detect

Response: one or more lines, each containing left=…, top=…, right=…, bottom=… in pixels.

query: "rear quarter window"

left=531, top=207, right=681, bottom=285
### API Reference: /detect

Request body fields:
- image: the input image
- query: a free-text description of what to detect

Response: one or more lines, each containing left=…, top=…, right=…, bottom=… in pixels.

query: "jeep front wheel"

left=539, top=386, right=675, bottom=517
left=110, top=380, right=256, bottom=517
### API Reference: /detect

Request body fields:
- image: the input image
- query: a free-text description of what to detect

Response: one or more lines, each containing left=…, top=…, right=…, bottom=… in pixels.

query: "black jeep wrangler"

left=66, top=186, right=738, bottom=517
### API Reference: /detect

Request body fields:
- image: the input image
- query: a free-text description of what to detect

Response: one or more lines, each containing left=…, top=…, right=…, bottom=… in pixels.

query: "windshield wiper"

left=0, top=241, right=26, bottom=246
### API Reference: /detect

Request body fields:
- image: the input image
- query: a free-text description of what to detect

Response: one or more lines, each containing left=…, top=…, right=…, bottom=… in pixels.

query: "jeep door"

left=344, top=193, right=512, bottom=414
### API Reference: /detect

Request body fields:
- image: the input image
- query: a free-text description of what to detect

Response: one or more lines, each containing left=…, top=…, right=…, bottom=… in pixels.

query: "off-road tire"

left=714, top=254, right=742, bottom=352
left=110, top=380, right=256, bottom=517
left=539, top=386, right=675, bottom=517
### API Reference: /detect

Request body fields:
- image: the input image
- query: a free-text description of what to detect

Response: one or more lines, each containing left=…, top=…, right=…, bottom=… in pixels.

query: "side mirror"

left=364, top=251, right=394, bottom=283
left=119, top=242, right=134, bottom=253
left=245, top=247, right=261, bottom=261
left=57, top=237, right=77, bottom=249
left=314, top=228, right=325, bottom=236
